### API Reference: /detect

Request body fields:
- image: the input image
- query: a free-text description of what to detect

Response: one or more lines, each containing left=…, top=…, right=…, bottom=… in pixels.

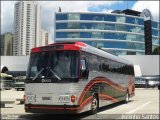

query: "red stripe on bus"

left=25, top=106, right=78, bottom=111
left=79, top=96, right=93, bottom=111
left=25, top=93, right=118, bottom=112
left=99, top=94, right=119, bottom=102
left=78, top=78, right=126, bottom=105
left=64, top=45, right=80, bottom=50
left=25, top=93, right=119, bottom=112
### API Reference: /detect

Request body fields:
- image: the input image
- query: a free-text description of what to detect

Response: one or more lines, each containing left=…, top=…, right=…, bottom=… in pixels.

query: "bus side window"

left=80, top=52, right=89, bottom=79
left=80, top=59, right=89, bottom=79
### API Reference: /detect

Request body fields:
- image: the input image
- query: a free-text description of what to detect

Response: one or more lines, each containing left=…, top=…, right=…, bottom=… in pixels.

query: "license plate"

left=59, top=95, right=70, bottom=102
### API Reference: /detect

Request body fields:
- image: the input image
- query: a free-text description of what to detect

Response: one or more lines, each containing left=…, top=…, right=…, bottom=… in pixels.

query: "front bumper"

left=25, top=104, right=80, bottom=114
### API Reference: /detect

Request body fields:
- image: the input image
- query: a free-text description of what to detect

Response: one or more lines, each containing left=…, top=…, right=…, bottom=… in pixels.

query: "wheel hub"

left=91, top=98, right=97, bottom=110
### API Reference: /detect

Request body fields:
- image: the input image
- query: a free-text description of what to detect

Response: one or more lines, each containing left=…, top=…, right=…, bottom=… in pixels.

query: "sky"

left=1, top=0, right=159, bottom=43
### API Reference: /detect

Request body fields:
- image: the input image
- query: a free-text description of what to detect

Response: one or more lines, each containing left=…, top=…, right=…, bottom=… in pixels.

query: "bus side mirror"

left=80, top=59, right=89, bottom=79
left=80, top=59, right=86, bottom=71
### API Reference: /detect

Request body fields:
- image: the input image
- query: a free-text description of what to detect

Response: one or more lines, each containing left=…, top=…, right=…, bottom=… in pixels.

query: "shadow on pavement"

left=97, top=100, right=133, bottom=113
left=19, top=112, right=90, bottom=120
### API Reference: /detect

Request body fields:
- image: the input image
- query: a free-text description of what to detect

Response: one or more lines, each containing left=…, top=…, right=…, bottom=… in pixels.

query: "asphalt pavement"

left=1, top=88, right=159, bottom=120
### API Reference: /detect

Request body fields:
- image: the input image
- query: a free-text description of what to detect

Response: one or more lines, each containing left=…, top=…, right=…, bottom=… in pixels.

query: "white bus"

left=25, top=42, right=135, bottom=114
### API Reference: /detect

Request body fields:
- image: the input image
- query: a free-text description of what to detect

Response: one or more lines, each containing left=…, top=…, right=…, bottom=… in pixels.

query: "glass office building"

left=55, top=10, right=159, bottom=55
left=151, top=21, right=160, bottom=52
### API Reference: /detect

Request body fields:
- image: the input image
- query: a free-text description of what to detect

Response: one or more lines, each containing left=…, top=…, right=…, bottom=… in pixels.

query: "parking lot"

left=1, top=88, right=159, bottom=119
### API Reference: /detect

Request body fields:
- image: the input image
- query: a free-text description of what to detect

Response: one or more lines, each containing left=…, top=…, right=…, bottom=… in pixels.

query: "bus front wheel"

left=90, top=94, right=99, bottom=114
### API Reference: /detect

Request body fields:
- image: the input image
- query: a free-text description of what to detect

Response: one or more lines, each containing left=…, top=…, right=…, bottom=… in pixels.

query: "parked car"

left=0, top=73, right=13, bottom=90
left=148, top=80, right=159, bottom=88
left=13, top=76, right=25, bottom=91
left=134, top=77, right=146, bottom=87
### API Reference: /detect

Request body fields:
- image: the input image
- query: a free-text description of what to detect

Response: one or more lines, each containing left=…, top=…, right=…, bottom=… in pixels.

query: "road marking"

left=126, top=101, right=151, bottom=114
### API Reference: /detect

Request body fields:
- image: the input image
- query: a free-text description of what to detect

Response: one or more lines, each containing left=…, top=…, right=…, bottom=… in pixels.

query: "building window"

left=126, top=34, right=144, bottom=42
left=115, top=33, right=127, bottom=40
left=104, top=41, right=126, bottom=48
left=136, top=18, right=144, bottom=25
left=83, top=23, right=113, bottom=30
left=68, top=13, right=80, bottom=20
left=116, top=16, right=125, bottom=23
left=80, top=14, right=105, bottom=21
left=80, top=32, right=92, bottom=38
left=152, top=37, right=159, bottom=45
left=81, top=23, right=92, bottom=29
left=126, top=17, right=135, bottom=24
left=126, top=25, right=135, bottom=32
left=80, top=14, right=93, bottom=20
left=115, top=24, right=125, bottom=31
left=104, top=33, right=116, bottom=39
left=105, top=24, right=115, bottom=30
left=92, top=32, right=104, bottom=39
left=93, top=23, right=105, bottom=30
left=56, top=23, right=67, bottom=29
left=126, top=42, right=144, bottom=50
left=68, top=22, right=80, bottom=29
left=92, top=15, right=105, bottom=21
left=152, top=29, right=158, bottom=36
left=56, top=14, right=67, bottom=20
left=126, top=25, right=144, bottom=34
left=105, top=15, right=116, bottom=22
left=152, top=21, right=158, bottom=28
left=67, top=32, right=80, bottom=38
left=56, top=32, right=67, bottom=38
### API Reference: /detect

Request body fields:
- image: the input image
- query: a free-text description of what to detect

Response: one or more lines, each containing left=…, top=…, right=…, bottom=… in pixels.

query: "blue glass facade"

left=56, top=23, right=144, bottom=34
left=55, top=13, right=160, bottom=55
left=56, top=13, right=144, bottom=26
left=151, top=21, right=159, bottom=52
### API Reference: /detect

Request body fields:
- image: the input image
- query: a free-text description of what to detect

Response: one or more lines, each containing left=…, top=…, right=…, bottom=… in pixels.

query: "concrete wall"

left=120, top=55, right=159, bottom=76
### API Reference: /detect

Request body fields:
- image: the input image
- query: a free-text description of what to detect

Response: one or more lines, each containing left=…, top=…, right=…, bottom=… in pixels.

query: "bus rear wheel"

left=124, top=91, right=130, bottom=103
left=90, top=95, right=98, bottom=114
left=158, top=84, right=160, bottom=90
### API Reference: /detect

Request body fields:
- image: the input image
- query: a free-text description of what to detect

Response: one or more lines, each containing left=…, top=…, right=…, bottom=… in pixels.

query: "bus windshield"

left=26, top=50, right=79, bottom=83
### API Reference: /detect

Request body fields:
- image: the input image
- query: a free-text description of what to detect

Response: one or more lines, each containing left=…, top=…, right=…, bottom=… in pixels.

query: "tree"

left=153, top=46, right=160, bottom=55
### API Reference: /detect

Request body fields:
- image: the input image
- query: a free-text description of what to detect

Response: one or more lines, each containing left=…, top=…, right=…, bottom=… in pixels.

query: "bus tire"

left=124, top=91, right=130, bottom=103
left=90, top=94, right=99, bottom=114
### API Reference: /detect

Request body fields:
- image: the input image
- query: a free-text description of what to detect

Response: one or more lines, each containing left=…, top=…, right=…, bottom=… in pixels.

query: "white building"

left=13, top=1, right=41, bottom=56
left=41, top=29, right=49, bottom=46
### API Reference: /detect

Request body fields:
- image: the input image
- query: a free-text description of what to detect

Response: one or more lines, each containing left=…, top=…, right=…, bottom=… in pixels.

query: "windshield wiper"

left=32, top=68, right=45, bottom=81
left=49, top=68, right=61, bottom=81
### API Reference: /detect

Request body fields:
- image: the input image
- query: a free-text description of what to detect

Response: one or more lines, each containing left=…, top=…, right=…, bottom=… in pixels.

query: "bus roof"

left=80, top=42, right=133, bottom=66
left=31, top=42, right=133, bottom=66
